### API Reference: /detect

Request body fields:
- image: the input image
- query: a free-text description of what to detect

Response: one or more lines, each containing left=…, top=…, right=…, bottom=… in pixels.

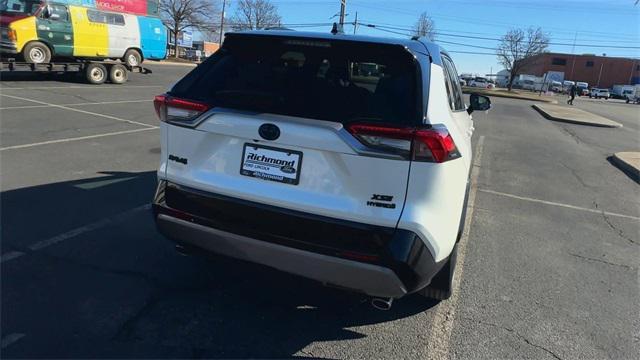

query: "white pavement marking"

left=74, top=176, right=136, bottom=190
left=0, top=251, right=25, bottom=262
left=0, top=99, right=152, bottom=110
left=0, top=93, right=155, bottom=128
left=1, top=204, right=150, bottom=263
left=479, top=189, right=639, bottom=221
left=426, top=135, right=485, bottom=360
left=0, top=127, right=158, bottom=151
left=1, top=333, right=25, bottom=349
left=27, top=204, right=151, bottom=252
left=0, top=85, right=162, bottom=90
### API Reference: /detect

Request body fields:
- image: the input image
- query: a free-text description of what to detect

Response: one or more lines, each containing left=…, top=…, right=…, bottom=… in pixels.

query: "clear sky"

left=222, top=0, right=640, bottom=76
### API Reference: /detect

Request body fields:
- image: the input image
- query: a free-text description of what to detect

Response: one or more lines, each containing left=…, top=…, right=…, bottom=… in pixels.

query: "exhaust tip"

left=371, top=297, right=393, bottom=310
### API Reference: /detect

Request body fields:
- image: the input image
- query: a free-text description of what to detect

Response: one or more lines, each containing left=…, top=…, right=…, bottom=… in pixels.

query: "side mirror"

left=467, top=93, right=491, bottom=115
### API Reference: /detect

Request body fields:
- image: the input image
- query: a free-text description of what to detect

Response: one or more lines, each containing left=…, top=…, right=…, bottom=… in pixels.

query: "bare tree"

left=412, top=12, right=435, bottom=40
left=160, top=0, right=220, bottom=57
left=497, top=27, right=550, bottom=91
left=231, top=0, right=282, bottom=31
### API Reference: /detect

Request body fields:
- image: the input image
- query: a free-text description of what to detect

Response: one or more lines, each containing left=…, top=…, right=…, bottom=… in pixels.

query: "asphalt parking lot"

left=1, top=64, right=639, bottom=359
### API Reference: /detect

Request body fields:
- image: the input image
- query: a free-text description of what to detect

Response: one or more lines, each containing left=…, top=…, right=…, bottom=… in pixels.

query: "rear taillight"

left=154, top=94, right=210, bottom=127
left=346, top=123, right=461, bottom=163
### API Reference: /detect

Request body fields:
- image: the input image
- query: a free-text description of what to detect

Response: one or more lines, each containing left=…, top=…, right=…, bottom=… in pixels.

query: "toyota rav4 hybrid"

left=152, top=30, right=491, bottom=309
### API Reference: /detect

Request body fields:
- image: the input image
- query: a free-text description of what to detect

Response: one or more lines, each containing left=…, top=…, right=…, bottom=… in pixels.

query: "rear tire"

left=108, top=64, right=128, bottom=84
left=23, top=41, right=51, bottom=64
left=419, top=244, right=458, bottom=301
left=123, top=49, right=142, bottom=67
left=85, top=63, right=107, bottom=84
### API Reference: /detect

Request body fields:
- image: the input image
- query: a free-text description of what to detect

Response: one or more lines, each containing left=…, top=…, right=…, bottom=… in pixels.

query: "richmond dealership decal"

left=241, top=144, right=302, bottom=185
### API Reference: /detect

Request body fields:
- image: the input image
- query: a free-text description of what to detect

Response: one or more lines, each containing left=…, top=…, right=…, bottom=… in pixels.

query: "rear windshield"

left=170, top=35, right=421, bottom=125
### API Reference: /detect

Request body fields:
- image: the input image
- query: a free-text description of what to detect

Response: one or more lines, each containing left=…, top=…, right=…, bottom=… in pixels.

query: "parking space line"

left=1, top=204, right=151, bottom=264
left=0, top=99, right=152, bottom=110
left=0, top=85, right=163, bottom=90
left=0, top=251, right=25, bottom=262
left=0, top=127, right=158, bottom=151
left=0, top=94, right=155, bottom=128
left=426, top=135, right=485, bottom=359
left=478, top=189, right=639, bottom=221
left=1, top=333, right=25, bottom=349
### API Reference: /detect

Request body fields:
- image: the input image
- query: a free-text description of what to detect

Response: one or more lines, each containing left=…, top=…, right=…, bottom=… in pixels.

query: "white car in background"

left=589, top=88, right=610, bottom=99
left=469, top=78, right=489, bottom=88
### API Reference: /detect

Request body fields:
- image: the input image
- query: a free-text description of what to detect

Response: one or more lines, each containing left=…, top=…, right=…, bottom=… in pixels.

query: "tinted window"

left=49, top=4, right=68, bottom=21
left=171, top=36, right=420, bottom=125
left=552, top=57, right=567, bottom=66
left=107, top=13, right=125, bottom=25
left=87, top=9, right=107, bottom=23
left=442, top=55, right=465, bottom=111
left=87, top=9, right=123, bottom=25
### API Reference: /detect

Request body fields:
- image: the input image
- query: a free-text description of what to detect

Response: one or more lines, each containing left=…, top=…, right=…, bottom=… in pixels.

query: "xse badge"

left=367, top=194, right=396, bottom=209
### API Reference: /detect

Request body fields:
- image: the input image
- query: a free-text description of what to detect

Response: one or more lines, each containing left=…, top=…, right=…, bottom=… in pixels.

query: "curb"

left=532, top=104, right=623, bottom=128
left=610, top=152, right=640, bottom=183
left=463, top=88, right=558, bottom=103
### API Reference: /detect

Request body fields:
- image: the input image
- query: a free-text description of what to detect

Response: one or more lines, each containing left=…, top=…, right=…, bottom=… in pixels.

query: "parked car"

left=589, top=88, right=610, bottom=99
left=469, top=77, right=489, bottom=88
left=152, top=30, right=491, bottom=308
left=550, top=81, right=563, bottom=92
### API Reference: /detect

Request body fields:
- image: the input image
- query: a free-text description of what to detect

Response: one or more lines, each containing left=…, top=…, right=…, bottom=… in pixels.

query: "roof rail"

left=264, top=26, right=294, bottom=31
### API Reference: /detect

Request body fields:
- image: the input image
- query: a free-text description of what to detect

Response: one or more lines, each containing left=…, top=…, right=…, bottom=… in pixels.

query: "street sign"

left=177, top=30, right=193, bottom=48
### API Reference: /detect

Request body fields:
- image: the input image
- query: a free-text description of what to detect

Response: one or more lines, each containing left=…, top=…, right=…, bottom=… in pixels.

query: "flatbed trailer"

left=0, top=60, right=152, bottom=85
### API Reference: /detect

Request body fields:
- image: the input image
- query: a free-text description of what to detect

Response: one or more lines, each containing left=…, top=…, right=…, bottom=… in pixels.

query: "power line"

left=363, top=23, right=640, bottom=49
left=349, top=0, right=640, bottom=40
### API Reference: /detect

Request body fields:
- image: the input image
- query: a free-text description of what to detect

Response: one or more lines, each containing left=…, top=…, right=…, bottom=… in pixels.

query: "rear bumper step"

left=157, top=214, right=407, bottom=297
left=152, top=180, right=445, bottom=297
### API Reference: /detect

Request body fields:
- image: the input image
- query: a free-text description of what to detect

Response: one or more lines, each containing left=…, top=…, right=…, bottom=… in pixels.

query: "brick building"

left=516, top=53, right=640, bottom=88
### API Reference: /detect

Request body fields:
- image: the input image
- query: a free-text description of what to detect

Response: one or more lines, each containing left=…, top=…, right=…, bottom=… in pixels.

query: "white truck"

left=611, top=84, right=640, bottom=102
left=625, top=85, right=640, bottom=104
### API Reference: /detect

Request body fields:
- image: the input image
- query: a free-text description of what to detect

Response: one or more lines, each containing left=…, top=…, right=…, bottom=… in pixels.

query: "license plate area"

left=240, top=143, right=303, bottom=185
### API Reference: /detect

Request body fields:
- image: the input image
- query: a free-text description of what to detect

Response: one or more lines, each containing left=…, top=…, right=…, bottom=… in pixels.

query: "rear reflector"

left=154, top=94, right=211, bottom=126
left=346, top=123, right=461, bottom=163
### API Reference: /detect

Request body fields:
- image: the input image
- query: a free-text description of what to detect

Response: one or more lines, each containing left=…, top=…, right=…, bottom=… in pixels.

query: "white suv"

left=152, top=31, right=491, bottom=307
left=590, top=88, right=610, bottom=99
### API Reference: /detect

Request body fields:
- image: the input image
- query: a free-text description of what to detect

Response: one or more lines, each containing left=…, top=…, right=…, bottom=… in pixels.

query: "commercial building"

left=515, top=52, right=640, bottom=88
left=192, top=41, right=221, bottom=58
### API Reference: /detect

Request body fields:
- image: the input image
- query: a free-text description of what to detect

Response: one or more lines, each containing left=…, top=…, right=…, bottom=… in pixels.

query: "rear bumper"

left=157, top=214, right=408, bottom=297
left=153, top=180, right=445, bottom=298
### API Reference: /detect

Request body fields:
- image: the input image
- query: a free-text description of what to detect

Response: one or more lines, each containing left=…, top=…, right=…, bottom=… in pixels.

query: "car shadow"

left=2, top=171, right=437, bottom=358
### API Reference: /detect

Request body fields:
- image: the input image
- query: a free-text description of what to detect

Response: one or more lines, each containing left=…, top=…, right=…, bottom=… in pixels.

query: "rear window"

left=170, top=35, right=421, bottom=125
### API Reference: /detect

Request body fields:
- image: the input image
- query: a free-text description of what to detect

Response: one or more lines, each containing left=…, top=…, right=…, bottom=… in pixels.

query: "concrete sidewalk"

left=532, top=104, right=623, bottom=128
left=611, top=152, right=640, bottom=183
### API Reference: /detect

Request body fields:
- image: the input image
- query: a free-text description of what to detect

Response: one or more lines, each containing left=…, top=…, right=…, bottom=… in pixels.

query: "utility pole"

left=339, top=0, right=347, bottom=26
left=353, top=11, right=358, bottom=34
left=569, top=31, right=577, bottom=80
left=597, top=62, right=604, bottom=87
left=218, top=0, right=226, bottom=45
